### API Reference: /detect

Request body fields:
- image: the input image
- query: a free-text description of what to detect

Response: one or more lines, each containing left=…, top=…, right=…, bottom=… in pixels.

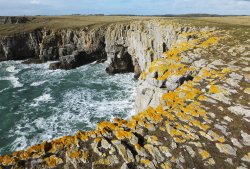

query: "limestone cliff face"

left=39, top=28, right=107, bottom=63
left=105, top=20, right=184, bottom=73
left=104, top=20, right=199, bottom=112
left=0, top=20, right=198, bottom=113
left=0, top=31, right=41, bottom=61
left=0, top=16, right=31, bottom=24
left=2, top=19, right=250, bottom=169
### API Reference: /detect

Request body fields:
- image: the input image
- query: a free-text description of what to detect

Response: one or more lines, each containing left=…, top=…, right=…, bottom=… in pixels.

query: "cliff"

left=0, top=18, right=250, bottom=169
left=0, top=17, right=31, bottom=25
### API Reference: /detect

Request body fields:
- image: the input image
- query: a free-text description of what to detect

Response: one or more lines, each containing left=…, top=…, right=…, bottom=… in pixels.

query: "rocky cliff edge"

left=0, top=19, right=250, bottom=169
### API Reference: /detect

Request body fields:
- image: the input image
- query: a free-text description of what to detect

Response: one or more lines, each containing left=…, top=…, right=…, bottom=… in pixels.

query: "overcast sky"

left=0, top=0, right=250, bottom=16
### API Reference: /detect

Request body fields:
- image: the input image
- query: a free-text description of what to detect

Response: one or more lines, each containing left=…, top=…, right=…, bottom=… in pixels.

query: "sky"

left=0, top=0, right=250, bottom=16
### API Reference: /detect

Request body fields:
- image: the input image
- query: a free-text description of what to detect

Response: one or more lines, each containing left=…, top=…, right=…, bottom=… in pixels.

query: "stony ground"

left=0, top=18, right=250, bottom=169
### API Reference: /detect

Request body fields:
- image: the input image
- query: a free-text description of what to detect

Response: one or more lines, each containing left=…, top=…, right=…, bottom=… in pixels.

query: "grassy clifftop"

left=0, top=16, right=250, bottom=36
left=0, top=16, right=250, bottom=169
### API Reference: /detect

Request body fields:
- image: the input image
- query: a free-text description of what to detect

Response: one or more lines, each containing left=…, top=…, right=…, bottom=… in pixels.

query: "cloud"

left=0, top=0, right=249, bottom=16
left=29, top=0, right=42, bottom=4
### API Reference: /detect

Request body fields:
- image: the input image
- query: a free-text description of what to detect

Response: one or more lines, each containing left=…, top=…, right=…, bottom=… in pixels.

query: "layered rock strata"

left=0, top=19, right=250, bottom=169
left=0, top=17, right=31, bottom=24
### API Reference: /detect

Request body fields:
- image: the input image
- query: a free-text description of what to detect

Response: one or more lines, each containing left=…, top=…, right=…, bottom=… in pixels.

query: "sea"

left=0, top=61, right=136, bottom=155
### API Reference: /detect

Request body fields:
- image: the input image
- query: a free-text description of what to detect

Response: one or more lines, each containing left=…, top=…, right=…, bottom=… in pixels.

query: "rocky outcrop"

left=1, top=19, right=250, bottom=169
left=0, top=16, right=31, bottom=24
left=0, top=30, right=42, bottom=61
left=39, top=28, right=107, bottom=69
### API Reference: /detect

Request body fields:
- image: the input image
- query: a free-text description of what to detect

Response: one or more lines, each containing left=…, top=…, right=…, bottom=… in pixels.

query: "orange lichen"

left=161, top=162, right=170, bottom=169
left=145, top=107, right=163, bottom=123
left=200, top=37, right=219, bottom=48
left=198, top=95, right=207, bottom=101
left=198, top=149, right=211, bottom=160
left=49, top=139, right=64, bottom=153
left=0, top=155, right=14, bottom=166
left=140, top=71, right=147, bottom=80
left=135, top=143, right=142, bottom=150
left=27, top=143, right=45, bottom=153
left=75, top=131, right=89, bottom=142
left=209, top=85, right=220, bottom=94
left=115, top=130, right=132, bottom=140
left=68, top=150, right=81, bottom=159
left=44, top=155, right=63, bottom=168
left=94, top=138, right=102, bottom=143
left=222, top=68, right=230, bottom=74
left=0, top=27, right=230, bottom=169
left=141, top=158, right=151, bottom=166
left=97, top=121, right=117, bottom=133
left=156, top=105, right=171, bottom=116
left=68, top=150, right=90, bottom=161
left=60, top=136, right=75, bottom=148
left=217, top=137, right=226, bottom=143
left=174, top=137, right=186, bottom=143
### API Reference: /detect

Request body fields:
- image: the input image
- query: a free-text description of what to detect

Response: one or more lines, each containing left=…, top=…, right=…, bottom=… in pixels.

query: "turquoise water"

left=0, top=61, right=136, bottom=155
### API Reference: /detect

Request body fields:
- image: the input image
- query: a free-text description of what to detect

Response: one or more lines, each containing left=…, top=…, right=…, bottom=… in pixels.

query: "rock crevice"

left=1, top=19, right=249, bottom=169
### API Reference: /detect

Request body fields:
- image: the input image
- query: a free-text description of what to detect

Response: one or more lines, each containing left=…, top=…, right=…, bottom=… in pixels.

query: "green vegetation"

left=1, top=16, right=250, bottom=37
left=0, top=16, right=146, bottom=36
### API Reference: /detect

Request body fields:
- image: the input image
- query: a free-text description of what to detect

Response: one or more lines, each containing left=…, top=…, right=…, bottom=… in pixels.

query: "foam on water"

left=31, top=93, right=53, bottom=107
left=30, top=80, right=47, bottom=87
left=0, top=76, right=23, bottom=88
left=0, top=61, right=136, bottom=155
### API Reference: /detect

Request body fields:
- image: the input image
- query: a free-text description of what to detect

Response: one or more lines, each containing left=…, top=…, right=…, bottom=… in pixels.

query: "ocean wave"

left=1, top=61, right=136, bottom=155
left=0, top=76, right=23, bottom=88
left=6, top=66, right=20, bottom=74
left=30, top=93, right=53, bottom=107
left=30, top=80, right=47, bottom=87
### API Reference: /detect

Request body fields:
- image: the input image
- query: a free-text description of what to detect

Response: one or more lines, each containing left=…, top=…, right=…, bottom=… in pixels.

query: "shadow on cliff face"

left=105, top=46, right=141, bottom=79
left=105, top=52, right=134, bottom=74
left=49, top=50, right=107, bottom=70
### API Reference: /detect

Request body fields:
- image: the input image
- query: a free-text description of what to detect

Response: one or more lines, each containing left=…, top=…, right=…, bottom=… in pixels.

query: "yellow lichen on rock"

left=0, top=155, right=14, bottom=166
left=161, top=162, right=170, bottom=169
left=115, top=130, right=132, bottom=140
left=209, top=85, right=220, bottom=94
left=198, top=149, right=211, bottom=160
left=200, top=37, right=219, bottom=48
left=44, top=155, right=63, bottom=168
left=140, top=158, right=151, bottom=166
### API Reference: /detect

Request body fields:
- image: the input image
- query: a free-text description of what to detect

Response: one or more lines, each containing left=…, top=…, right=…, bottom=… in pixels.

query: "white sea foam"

left=31, top=93, right=53, bottom=107
left=2, top=62, right=136, bottom=154
left=6, top=66, right=20, bottom=73
left=30, top=80, right=47, bottom=87
left=0, top=76, right=23, bottom=88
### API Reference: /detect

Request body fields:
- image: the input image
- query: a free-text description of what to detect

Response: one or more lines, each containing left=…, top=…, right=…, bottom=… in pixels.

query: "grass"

left=0, top=16, right=148, bottom=36
left=0, top=16, right=250, bottom=36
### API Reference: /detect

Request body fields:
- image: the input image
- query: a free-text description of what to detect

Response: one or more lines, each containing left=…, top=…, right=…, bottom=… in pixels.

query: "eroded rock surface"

left=0, top=19, right=250, bottom=169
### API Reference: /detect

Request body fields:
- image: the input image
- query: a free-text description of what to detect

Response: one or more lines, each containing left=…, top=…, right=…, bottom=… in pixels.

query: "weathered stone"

left=112, top=140, right=135, bottom=163
left=101, top=138, right=112, bottom=149
left=134, top=144, right=148, bottom=157
left=144, top=144, right=164, bottom=163
left=231, top=138, right=243, bottom=148
left=244, top=88, right=250, bottom=94
left=241, top=131, right=250, bottom=146
left=229, top=72, right=243, bottom=81
left=121, top=162, right=129, bottom=169
left=129, top=134, right=138, bottom=145
left=224, top=116, right=233, bottom=122
left=93, top=155, right=119, bottom=166
left=91, top=142, right=104, bottom=157
left=159, top=146, right=172, bottom=158
left=184, top=145, right=196, bottom=158
left=0, top=16, right=30, bottom=24
left=241, top=153, right=250, bottom=163
left=216, top=143, right=237, bottom=156
left=228, top=106, right=250, bottom=118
